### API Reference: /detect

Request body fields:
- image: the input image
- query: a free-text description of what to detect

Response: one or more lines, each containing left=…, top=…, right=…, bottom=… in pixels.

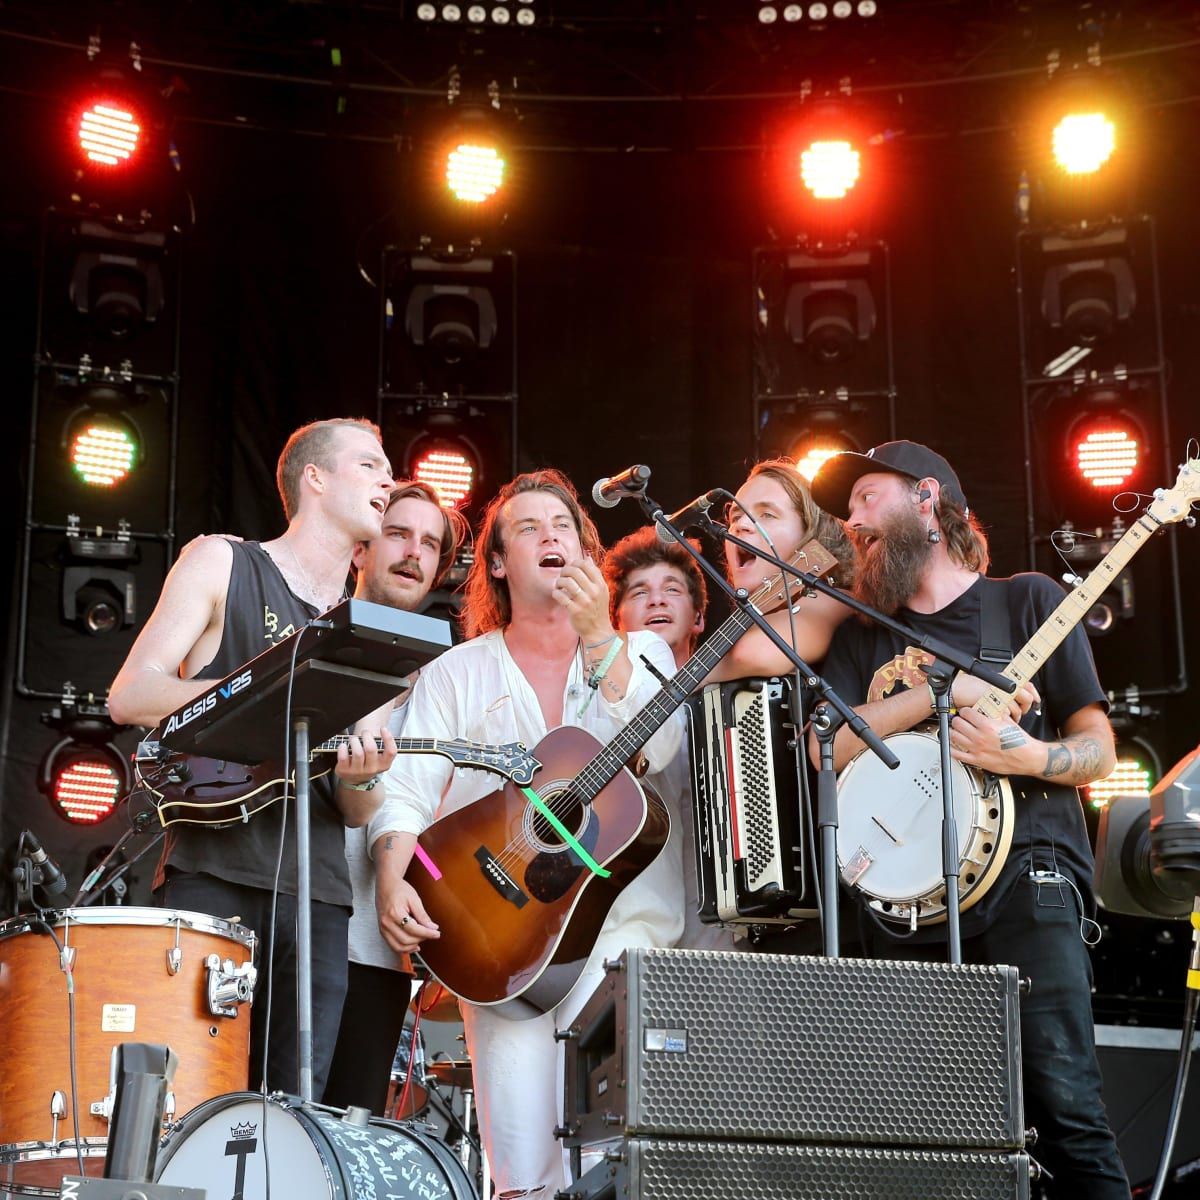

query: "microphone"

left=23, top=831, right=71, bottom=903
left=591, top=464, right=652, bottom=509
left=656, top=489, right=725, bottom=543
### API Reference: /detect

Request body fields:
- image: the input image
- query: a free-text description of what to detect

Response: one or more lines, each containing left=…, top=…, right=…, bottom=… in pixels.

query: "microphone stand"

left=637, top=489, right=902, bottom=959
left=705, top=521, right=1016, bottom=966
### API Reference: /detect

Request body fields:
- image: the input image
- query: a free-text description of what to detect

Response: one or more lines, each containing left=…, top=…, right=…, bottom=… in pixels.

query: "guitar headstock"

left=750, top=538, right=839, bottom=611
left=448, top=739, right=540, bottom=785
left=1146, top=454, right=1200, bottom=527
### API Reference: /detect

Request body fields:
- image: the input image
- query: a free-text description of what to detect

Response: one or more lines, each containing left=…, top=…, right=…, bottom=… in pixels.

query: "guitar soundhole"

left=529, top=788, right=586, bottom=849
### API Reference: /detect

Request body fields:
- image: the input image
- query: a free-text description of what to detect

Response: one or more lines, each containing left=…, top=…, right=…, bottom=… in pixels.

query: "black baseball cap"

left=811, top=440, right=967, bottom=519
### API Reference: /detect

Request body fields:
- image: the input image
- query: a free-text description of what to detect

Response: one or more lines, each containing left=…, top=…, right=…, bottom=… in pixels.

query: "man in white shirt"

left=368, top=469, right=684, bottom=1199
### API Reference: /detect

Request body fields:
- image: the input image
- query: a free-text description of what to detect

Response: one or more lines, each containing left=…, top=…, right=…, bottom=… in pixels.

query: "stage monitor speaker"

left=1095, top=1025, right=1200, bottom=1187
left=562, top=948, right=1024, bottom=1151
left=561, top=1139, right=1033, bottom=1200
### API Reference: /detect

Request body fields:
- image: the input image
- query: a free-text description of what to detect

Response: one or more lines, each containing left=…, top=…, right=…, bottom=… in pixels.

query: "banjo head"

left=836, top=727, right=1012, bottom=923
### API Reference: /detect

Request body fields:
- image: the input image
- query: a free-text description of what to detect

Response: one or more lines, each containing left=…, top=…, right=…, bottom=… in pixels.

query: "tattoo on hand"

left=998, top=727, right=1028, bottom=751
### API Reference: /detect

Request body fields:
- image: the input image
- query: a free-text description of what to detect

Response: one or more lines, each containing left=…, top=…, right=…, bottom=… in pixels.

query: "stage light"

left=792, top=435, right=857, bottom=482
left=446, top=143, right=506, bottom=204
left=800, top=140, right=861, bottom=201
left=1071, top=420, right=1140, bottom=490
left=38, top=708, right=130, bottom=826
left=49, top=751, right=124, bottom=824
left=1087, top=752, right=1156, bottom=810
left=68, top=415, right=140, bottom=487
left=76, top=99, right=142, bottom=168
left=1052, top=112, right=1116, bottom=176
left=785, top=275, right=877, bottom=363
left=410, top=440, right=478, bottom=508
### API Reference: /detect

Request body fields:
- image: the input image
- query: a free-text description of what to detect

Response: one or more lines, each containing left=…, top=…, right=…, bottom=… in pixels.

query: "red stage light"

left=799, top=140, right=861, bottom=200
left=412, top=443, right=477, bottom=507
left=1072, top=420, right=1140, bottom=491
left=49, top=749, right=123, bottom=824
left=77, top=99, right=142, bottom=168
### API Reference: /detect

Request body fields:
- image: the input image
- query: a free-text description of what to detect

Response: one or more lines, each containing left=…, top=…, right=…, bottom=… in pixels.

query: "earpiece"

left=917, top=488, right=931, bottom=503
left=492, top=557, right=502, bottom=571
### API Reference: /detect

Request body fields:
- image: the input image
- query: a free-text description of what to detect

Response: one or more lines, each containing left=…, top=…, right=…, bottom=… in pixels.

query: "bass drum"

left=156, top=1093, right=476, bottom=1200
left=837, top=727, right=1014, bottom=926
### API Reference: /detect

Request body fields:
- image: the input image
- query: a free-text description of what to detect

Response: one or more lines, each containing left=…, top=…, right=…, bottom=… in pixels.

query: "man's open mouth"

left=645, top=614, right=673, bottom=628
left=539, top=553, right=565, bottom=568
left=370, top=497, right=387, bottom=514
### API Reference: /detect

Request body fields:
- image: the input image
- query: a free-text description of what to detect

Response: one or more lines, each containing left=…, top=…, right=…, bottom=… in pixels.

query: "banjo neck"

left=970, top=510, right=1163, bottom=722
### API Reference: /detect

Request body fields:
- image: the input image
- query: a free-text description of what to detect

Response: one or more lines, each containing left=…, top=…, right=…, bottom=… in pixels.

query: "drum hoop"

left=0, top=1140, right=108, bottom=1164
left=0, top=907, right=256, bottom=951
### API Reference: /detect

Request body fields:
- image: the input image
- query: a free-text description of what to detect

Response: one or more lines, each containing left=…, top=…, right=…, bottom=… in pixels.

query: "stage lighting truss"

left=756, top=1, right=878, bottom=26
left=38, top=703, right=130, bottom=826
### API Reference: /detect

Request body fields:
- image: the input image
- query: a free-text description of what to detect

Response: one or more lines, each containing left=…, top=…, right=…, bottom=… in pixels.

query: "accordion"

left=687, top=676, right=817, bottom=926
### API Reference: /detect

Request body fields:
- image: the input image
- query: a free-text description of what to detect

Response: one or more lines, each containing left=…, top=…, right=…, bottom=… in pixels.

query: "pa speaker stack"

left=557, top=948, right=1032, bottom=1200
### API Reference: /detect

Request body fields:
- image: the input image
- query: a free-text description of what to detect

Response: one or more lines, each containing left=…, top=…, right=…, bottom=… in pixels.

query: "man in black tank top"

left=109, top=418, right=400, bottom=1099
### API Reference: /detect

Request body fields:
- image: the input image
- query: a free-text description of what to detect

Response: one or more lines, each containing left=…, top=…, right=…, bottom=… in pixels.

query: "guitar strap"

left=978, top=576, right=1013, bottom=666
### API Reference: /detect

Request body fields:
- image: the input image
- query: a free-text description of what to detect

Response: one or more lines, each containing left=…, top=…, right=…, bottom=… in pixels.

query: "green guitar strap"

left=519, top=786, right=612, bottom=878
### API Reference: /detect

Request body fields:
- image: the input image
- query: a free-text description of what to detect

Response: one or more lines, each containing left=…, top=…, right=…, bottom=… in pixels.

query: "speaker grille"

left=573, top=1139, right=1031, bottom=1200
left=566, top=949, right=1023, bottom=1149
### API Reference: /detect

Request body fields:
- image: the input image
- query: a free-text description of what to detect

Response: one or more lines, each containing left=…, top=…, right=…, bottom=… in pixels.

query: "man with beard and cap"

left=323, top=479, right=467, bottom=1117
left=809, top=440, right=1129, bottom=1199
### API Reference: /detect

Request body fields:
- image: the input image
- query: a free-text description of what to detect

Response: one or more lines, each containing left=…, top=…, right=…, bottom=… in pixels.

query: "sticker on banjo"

left=842, top=847, right=873, bottom=887
left=101, top=1004, right=136, bottom=1032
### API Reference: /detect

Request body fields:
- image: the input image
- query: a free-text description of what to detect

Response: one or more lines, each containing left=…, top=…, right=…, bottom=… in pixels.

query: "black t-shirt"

left=152, top=540, right=351, bottom=908
left=823, top=572, right=1107, bottom=940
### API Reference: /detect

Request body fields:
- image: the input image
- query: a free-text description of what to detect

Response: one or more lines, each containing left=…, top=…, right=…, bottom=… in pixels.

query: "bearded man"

left=810, top=440, right=1129, bottom=1199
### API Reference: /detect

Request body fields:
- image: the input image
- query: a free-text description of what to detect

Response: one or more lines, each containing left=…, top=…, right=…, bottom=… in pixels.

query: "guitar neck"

left=573, top=605, right=760, bottom=799
left=973, top=512, right=1160, bottom=720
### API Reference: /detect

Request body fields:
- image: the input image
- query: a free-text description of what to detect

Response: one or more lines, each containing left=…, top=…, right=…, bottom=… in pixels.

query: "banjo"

left=836, top=454, right=1199, bottom=928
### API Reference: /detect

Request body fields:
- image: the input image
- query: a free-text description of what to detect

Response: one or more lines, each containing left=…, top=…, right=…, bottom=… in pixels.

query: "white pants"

left=461, top=910, right=678, bottom=1199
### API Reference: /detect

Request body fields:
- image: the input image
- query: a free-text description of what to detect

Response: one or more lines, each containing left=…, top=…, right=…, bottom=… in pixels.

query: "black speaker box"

left=562, top=1139, right=1033, bottom=1200
left=561, top=948, right=1024, bottom=1151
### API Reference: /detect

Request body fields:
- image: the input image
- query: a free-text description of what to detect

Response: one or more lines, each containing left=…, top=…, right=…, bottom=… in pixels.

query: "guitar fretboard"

left=568, top=539, right=835, bottom=803
left=973, top=512, right=1159, bottom=720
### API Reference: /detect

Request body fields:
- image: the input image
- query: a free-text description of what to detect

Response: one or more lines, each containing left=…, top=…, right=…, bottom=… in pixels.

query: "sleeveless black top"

left=152, top=540, right=352, bottom=908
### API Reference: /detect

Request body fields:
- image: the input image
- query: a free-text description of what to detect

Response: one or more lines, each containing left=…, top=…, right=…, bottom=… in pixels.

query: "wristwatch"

left=342, top=775, right=381, bottom=792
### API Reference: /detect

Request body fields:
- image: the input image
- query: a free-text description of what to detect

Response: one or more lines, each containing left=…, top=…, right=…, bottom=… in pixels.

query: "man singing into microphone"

left=366, top=469, right=684, bottom=1199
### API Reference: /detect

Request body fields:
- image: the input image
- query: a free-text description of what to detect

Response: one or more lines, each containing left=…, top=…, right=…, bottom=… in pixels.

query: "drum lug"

left=166, top=946, right=183, bottom=975
left=50, top=1090, right=67, bottom=1141
left=206, top=953, right=257, bottom=1018
left=59, top=946, right=76, bottom=973
left=90, top=1092, right=114, bottom=1123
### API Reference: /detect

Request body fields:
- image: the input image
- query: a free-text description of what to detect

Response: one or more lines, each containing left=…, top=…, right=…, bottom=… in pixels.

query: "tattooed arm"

left=1038, top=704, right=1116, bottom=786
left=949, top=702, right=1114, bottom=783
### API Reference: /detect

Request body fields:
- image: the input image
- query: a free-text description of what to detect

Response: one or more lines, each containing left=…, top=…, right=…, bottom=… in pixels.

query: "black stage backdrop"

left=1, top=83, right=1197, bottom=912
